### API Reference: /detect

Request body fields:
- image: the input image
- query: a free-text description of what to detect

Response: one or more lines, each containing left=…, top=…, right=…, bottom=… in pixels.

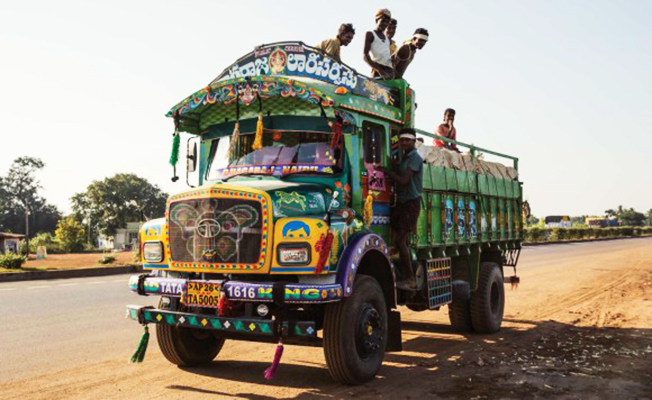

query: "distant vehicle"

left=585, top=217, right=618, bottom=228
left=544, top=215, right=572, bottom=228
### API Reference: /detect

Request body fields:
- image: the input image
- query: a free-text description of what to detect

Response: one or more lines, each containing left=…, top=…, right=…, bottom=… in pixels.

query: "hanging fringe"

left=252, top=112, right=264, bottom=151
left=228, top=122, right=240, bottom=161
left=264, top=339, right=284, bottom=380
left=315, top=231, right=334, bottom=274
left=129, top=325, right=150, bottom=363
left=329, top=120, right=343, bottom=150
left=364, top=192, right=374, bottom=227
left=169, top=133, right=180, bottom=167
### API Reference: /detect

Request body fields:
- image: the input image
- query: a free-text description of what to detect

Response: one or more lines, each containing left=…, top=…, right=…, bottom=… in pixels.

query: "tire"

left=156, top=299, right=226, bottom=366
left=470, top=262, right=505, bottom=333
left=323, top=275, right=388, bottom=385
left=448, top=299, right=474, bottom=332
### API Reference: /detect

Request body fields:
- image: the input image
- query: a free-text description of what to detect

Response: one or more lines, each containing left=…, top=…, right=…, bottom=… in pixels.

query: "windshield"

left=206, top=130, right=342, bottom=181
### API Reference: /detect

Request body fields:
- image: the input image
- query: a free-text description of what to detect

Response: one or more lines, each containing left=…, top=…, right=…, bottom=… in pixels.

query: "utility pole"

left=24, top=208, right=31, bottom=256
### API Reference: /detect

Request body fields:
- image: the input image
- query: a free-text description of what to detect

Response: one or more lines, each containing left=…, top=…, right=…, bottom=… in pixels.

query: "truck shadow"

left=167, top=317, right=652, bottom=399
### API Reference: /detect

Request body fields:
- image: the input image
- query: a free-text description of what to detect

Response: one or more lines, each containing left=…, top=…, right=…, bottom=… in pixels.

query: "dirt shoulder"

left=0, top=241, right=650, bottom=399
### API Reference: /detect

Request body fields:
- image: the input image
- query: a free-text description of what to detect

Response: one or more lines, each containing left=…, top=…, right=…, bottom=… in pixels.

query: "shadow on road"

left=166, top=318, right=652, bottom=399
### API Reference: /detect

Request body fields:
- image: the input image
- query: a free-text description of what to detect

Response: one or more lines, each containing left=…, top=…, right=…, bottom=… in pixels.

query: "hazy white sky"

left=1, top=0, right=650, bottom=217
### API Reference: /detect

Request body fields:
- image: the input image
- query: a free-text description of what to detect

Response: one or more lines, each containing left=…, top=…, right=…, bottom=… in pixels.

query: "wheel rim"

left=490, top=281, right=500, bottom=316
left=355, top=303, right=384, bottom=360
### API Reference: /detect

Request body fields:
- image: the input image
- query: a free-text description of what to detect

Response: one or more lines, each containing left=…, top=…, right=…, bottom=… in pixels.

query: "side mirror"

left=187, top=141, right=197, bottom=173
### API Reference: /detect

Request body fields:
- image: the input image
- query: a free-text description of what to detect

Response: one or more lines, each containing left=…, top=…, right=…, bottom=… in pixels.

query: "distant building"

left=585, top=217, right=619, bottom=228
left=0, top=232, right=25, bottom=254
left=544, top=215, right=572, bottom=228
left=113, top=222, right=141, bottom=251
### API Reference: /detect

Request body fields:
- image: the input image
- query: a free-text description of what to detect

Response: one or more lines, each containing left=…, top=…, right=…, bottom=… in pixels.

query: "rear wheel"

left=470, top=262, right=505, bottom=333
left=448, top=299, right=474, bottom=332
left=323, top=275, right=388, bottom=385
left=156, top=299, right=226, bottom=366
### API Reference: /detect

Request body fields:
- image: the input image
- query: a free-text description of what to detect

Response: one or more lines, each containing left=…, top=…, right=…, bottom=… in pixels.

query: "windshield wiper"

left=221, top=172, right=270, bottom=182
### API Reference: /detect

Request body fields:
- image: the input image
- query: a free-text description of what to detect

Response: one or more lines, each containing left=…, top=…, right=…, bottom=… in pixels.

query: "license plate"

left=183, top=281, right=222, bottom=308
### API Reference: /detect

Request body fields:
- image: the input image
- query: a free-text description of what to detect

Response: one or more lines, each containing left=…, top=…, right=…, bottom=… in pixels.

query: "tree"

left=606, top=205, right=646, bottom=226
left=55, top=217, right=86, bottom=253
left=647, top=209, right=652, bottom=226
left=0, top=157, right=61, bottom=252
left=71, top=173, right=168, bottom=237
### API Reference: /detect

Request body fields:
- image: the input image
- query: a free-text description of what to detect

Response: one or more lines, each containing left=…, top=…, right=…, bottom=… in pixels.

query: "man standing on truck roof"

left=316, top=23, right=356, bottom=63
left=392, top=28, right=429, bottom=79
left=434, top=108, right=460, bottom=152
left=363, top=9, right=395, bottom=79
left=386, top=18, right=398, bottom=55
left=377, top=128, right=423, bottom=291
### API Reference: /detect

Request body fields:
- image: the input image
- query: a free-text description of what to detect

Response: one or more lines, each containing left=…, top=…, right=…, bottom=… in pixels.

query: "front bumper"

left=128, top=275, right=343, bottom=304
left=126, top=305, right=316, bottom=338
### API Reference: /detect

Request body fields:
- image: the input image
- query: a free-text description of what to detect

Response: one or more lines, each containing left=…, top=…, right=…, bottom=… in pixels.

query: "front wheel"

left=470, top=262, right=505, bottom=333
left=156, top=299, right=226, bottom=366
left=323, top=275, right=388, bottom=385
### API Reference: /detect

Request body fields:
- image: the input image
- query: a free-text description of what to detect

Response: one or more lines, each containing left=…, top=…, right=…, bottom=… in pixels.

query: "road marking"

left=0, top=288, right=17, bottom=292
left=27, top=285, right=51, bottom=289
left=58, top=283, right=79, bottom=287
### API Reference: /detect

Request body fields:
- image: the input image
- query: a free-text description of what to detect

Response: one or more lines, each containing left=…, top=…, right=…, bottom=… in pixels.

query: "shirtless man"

left=392, top=28, right=429, bottom=79
left=363, top=9, right=394, bottom=79
left=386, top=18, right=398, bottom=55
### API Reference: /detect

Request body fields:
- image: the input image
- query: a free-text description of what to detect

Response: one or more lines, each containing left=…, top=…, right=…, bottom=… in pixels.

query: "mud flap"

left=385, top=310, right=402, bottom=352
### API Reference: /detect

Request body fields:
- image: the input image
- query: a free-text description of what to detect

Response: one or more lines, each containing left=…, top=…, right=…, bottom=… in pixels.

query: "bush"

left=98, top=254, right=117, bottom=265
left=55, top=217, right=87, bottom=253
left=0, top=253, right=27, bottom=269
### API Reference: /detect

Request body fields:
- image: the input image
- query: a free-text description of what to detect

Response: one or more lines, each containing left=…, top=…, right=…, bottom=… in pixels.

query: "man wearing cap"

left=316, top=23, right=356, bottom=64
left=363, top=9, right=395, bottom=79
left=392, top=28, right=429, bottom=79
left=377, top=128, right=423, bottom=290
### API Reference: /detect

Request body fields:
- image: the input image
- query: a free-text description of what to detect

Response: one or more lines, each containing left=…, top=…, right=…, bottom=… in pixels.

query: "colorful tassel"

left=252, top=113, right=264, bottom=151
left=364, top=192, right=374, bottom=227
left=329, top=121, right=343, bottom=150
left=315, top=231, right=334, bottom=274
left=129, top=325, right=150, bottom=363
left=169, top=133, right=180, bottom=166
left=228, top=122, right=240, bottom=160
left=264, top=339, right=284, bottom=380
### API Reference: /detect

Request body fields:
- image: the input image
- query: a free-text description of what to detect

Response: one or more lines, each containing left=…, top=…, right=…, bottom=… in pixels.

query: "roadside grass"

left=0, top=252, right=138, bottom=273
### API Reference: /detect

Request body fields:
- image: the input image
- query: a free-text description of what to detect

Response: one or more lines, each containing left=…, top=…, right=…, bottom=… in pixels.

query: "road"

left=0, top=238, right=651, bottom=399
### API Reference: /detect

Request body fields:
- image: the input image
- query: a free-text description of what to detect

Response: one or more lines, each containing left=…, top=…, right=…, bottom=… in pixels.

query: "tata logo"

left=196, top=219, right=221, bottom=238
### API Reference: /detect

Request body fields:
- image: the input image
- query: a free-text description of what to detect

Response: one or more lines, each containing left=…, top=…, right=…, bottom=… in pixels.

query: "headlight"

left=143, top=241, right=164, bottom=262
left=278, top=244, right=311, bottom=265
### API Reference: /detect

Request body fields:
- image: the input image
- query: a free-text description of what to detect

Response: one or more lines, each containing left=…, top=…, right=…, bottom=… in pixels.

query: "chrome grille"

left=168, top=197, right=263, bottom=264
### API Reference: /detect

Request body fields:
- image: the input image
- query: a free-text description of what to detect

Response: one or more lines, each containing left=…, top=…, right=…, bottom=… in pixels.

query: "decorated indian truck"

left=126, top=41, right=523, bottom=384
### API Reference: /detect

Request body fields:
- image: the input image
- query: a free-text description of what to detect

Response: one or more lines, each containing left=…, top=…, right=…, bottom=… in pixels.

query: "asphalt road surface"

left=1, top=237, right=651, bottom=399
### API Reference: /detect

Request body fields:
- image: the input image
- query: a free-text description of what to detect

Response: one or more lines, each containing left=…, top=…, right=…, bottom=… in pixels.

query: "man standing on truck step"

left=434, top=108, right=460, bottom=152
left=363, top=9, right=395, bottom=79
left=316, top=23, right=356, bottom=64
left=392, top=28, right=429, bottom=79
left=377, top=128, right=423, bottom=291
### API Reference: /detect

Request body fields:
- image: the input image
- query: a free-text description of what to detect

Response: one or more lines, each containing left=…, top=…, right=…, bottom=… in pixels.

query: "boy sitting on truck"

left=377, top=128, right=423, bottom=290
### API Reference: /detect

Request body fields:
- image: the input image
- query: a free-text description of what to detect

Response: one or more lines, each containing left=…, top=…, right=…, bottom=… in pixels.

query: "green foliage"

left=0, top=157, right=61, bottom=235
left=20, top=232, right=64, bottom=254
left=0, top=253, right=27, bottom=269
left=525, top=215, right=539, bottom=227
left=98, top=254, right=117, bottom=264
left=55, top=217, right=87, bottom=253
left=523, top=226, right=652, bottom=243
left=71, top=173, right=168, bottom=237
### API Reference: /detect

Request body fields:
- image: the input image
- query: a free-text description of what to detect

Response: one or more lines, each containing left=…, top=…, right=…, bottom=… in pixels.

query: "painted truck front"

left=127, top=42, right=523, bottom=385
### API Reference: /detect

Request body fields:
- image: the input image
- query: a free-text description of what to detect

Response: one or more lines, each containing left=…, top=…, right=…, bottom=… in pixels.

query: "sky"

left=1, top=0, right=650, bottom=218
